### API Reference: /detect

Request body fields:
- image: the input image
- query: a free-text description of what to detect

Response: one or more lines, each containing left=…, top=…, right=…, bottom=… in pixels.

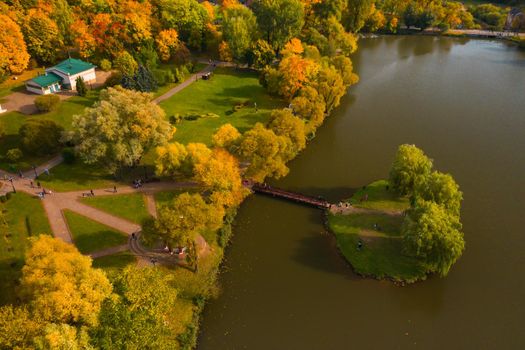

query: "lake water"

left=198, top=36, right=525, bottom=349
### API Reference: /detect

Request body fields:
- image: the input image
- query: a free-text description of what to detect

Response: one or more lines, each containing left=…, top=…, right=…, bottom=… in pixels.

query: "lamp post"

left=8, top=178, right=16, bottom=193
left=32, top=164, right=38, bottom=179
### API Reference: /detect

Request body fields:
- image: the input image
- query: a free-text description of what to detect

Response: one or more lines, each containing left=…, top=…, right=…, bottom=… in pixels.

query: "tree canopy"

left=70, top=86, right=173, bottom=173
left=389, top=144, right=433, bottom=196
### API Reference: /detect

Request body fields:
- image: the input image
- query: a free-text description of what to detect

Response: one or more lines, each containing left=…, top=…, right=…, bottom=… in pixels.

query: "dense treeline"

left=1, top=0, right=522, bottom=80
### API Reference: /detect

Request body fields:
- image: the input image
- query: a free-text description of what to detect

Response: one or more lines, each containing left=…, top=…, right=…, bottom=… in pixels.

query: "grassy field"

left=0, top=90, right=100, bottom=172
left=64, top=210, right=128, bottom=254
left=92, top=252, right=137, bottom=272
left=327, top=180, right=426, bottom=283
left=0, top=192, right=51, bottom=304
left=81, top=193, right=150, bottom=224
left=153, top=62, right=208, bottom=98
left=160, top=67, right=284, bottom=145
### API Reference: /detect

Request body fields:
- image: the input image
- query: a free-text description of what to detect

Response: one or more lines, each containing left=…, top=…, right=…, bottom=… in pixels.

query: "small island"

left=327, top=144, right=465, bottom=284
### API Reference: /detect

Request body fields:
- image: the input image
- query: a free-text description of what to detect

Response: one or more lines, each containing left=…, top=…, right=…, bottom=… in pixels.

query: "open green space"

left=64, top=210, right=128, bottom=254
left=81, top=193, right=150, bottom=224
left=0, top=90, right=100, bottom=172
left=153, top=62, right=208, bottom=98
left=0, top=192, right=51, bottom=304
left=92, top=252, right=136, bottom=272
left=160, top=67, right=284, bottom=145
left=0, top=68, right=44, bottom=100
left=327, top=180, right=426, bottom=283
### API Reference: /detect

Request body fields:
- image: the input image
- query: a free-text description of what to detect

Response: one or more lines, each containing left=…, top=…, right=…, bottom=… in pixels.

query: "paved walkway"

left=153, top=64, right=214, bottom=104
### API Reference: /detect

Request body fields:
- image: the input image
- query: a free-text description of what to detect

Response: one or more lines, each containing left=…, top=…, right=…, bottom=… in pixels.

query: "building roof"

left=52, top=58, right=95, bottom=76
left=28, top=72, right=62, bottom=88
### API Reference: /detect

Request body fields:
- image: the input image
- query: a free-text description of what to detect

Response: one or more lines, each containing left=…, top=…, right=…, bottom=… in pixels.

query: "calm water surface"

left=198, top=36, right=525, bottom=349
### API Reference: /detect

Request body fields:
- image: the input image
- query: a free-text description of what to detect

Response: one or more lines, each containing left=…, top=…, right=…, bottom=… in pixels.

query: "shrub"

left=5, top=192, right=11, bottom=200
left=99, top=59, right=112, bottom=71
left=153, top=69, right=174, bottom=86
left=104, top=71, right=123, bottom=88
left=6, top=148, right=23, bottom=162
left=62, top=147, right=76, bottom=164
left=34, top=94, right=60, bottom=113
left=169, top=115, right=182, bottom=124
left=19, top=119, right=64, bottom=156
left=76, top=76, right=88, bottom=97
left=0, top=196, right=6, bottom=203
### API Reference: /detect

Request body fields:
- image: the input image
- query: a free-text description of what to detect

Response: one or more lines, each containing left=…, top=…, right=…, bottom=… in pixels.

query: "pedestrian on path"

left=18, top=170, right=23, bottom=178
left=44, top=168, right=49, bottom=176
left=113, top=186, right=117, bottom=193
left=37, top=181, right=41, bottom=188
left=254, top=102, right=258, bottom=112
left=90, top=189, right=94, bottom=196
left=30, top=181, right=34, bottom=188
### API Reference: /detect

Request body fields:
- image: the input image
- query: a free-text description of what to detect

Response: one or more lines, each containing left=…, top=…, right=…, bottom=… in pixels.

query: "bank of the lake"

left=198, top=36, right=525, bottom=349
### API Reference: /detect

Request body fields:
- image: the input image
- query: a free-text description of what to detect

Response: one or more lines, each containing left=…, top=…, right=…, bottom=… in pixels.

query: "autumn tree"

left=20, top=235, right=112, bottom=327
left=238, top=123, right=289, bottom=181
left=155, top=142, right=189, bottom=177
left=252, top=0, right=305, bottom=51
left=291, top=86, right=326, bottom=134
left=402, top=200, right=465, bottom=277
left=22, top=10, right=62, bottom=63
left=314, top=64, right=346, bottom=113
left=268, top=108, right=307, bottom=160
left=274, top=53, right=319, bottom=100
left=343, top=0, right=374, bottom=33
left=91, top=266, right=178, bottom=348
left=114, top=51, right=139, bottom=75
left=194, top=148, right=246, bottom=208
left=212, top=123, right=241, bottom=150
left=389, top=144, right=433, bottom=196
left=0, top=14, right=30, bottom=76
left=156, top=29, right=182, bottom=62
left=247, top=39, right=275, bottom=68
left=222, top=5, right=257, bottom=63
left=70, top=86, right=173, bottom=174
left=0, top=306, right=43, bottom=350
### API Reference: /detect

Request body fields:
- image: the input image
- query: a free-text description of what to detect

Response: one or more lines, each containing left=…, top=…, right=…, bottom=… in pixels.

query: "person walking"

left=113, top=186, right=117, bottom=193
left=90, top=189, right=94, bottom=196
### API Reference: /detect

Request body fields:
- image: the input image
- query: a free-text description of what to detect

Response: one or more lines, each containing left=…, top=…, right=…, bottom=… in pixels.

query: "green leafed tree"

left=342, top=0, right=374, bottom=33
left=402, top=200, right=465, bottom=277
left=268, top=108, right=307, bottom=160
left=76, top=76, right=88, bottom=97
left=19, top=119, right=64, bottom=156
left=69, top=86, right=173, bottom=174
left=252, top=0, right=305, bottom=51
left=389, top=144, right=433, bottom=196
left=222, top=5, right=258, bottom=63
left=415, top=171, right=463, bottom=217
left=22, top=10, right=62, bottom=64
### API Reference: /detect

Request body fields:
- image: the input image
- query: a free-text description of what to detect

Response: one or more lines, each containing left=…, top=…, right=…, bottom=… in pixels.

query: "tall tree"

left=389, top=144, right=433, bottom=196
left=415, top=170, right=463, bottom=217
left=0, top=14, right=30, bottom=76
left=252, top=0, right=305, bottom=51
left=402, top=200, right=465, bottom=277
left=268, top=108, right=307, bottom=160
left=343, top=0, right=374, bottom=32
left=20, top=235, right=112, bottom=327
left=22, top=10, right=62, bottom=63
left=222, top=5, right=257, bottom=63
left=70, top=86, right=173, bottom=174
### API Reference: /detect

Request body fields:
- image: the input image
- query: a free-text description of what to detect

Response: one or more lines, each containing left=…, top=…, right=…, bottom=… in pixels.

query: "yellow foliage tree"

left=155, top=142, right=188, bottom=177
left=212, top=123, right=241, bottom=149
left=70, top=18, right=97, bottom=59
left=20, top=235, right=112, bottom=327
left=277, top=55, right=319, bottom=100
left=0, top=14, right=30, bottom=74
left=156, top=29, right=181, bottom=62
left=218, top=40, right=233, bottom=62
left=281, top=38, right=304, bottom=57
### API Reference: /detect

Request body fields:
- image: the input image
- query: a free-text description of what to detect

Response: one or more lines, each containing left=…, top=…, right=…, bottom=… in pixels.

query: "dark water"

left=198, top=36, right=525, bottom=349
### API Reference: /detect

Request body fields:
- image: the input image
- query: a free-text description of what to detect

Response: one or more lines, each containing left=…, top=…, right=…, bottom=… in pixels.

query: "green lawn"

left=160, top=67, right=284, bottom=145
left=92, top=252, right=136, bottom=272
left=0, top=90, right=100, bottom=172
left=153, top=62, right=208, bottom=98
left=0, top=192, right=51, bottom=304
left=328, top=179, right=426, bottom=283
left=81, top=193, right=150, bottom=224
left=63, top=210, right=128, bottom=254
left=0, top=68, right=44, bottom=100
left=349, top=180, right=410, bottom=212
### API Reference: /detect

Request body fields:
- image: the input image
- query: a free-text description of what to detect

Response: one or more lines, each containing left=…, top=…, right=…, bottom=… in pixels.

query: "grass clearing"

left=64, top=210, right=128, bottom=254
left=0, top=68, right=44, bottom=100
left=160, top=67, right=284, bottom=145
left=153, top=62, right=208, bottom=98
left=328, top=179, right=426, bottom=283
left=92, top=252, right=136, bottom=272
left=0, top=192, right=51, bottom=304
left=81, top=193, right=150, bottom=224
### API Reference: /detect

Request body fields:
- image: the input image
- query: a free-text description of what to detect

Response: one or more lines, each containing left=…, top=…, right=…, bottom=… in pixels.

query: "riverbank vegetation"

left=328, top=145, right=465, bottom=283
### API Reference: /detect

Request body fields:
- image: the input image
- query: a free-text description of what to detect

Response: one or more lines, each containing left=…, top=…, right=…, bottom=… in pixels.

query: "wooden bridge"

left=248, top=182, right=331, bottom=209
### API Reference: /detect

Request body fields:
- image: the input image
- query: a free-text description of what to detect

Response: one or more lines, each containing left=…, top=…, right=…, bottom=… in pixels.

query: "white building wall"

left=26, top=85, right=45, bottom=95
left=68, top=69, right=97, bottom=90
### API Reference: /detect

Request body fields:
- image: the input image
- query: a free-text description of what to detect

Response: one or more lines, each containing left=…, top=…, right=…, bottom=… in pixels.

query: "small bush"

left=62, top=147, right=76, bottom=164
left=34, top=94, right=60, bottom=113
left=153, top=69, right=175, bottom=86
left=6, top=148, right=23, bottom=162
left=76, top=76, right=87, bottom=97
left=19, top=119, right=64, bottom=156
left=0, top=196, right=6, bottom=203
left=183, top=114, right=200, bottom=121
left=5, top=192, right=11, bottom=200
left=104, top=71, right=123, bottom=88
left=169, top=115, right=182, bottom=124
left=99, top=59, right=112, bottom=71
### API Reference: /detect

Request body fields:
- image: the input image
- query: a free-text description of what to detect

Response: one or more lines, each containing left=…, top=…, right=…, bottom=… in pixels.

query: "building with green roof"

left=25, top=58, right=97, bottom=95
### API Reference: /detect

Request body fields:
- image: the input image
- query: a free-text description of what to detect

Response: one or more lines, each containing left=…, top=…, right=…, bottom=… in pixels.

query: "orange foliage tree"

left=0, top=14, right=30, bottom=75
